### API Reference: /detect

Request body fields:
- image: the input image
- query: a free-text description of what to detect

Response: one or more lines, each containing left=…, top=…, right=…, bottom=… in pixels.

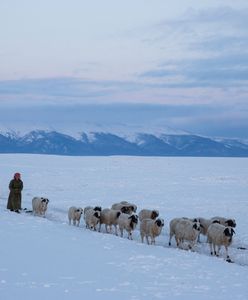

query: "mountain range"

left=0, top=129, right=248, bottom=157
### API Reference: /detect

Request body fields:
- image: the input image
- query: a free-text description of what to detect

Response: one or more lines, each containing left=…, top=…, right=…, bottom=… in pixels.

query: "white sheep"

left=32, top=197, right=49, bottom=217
left=68, top=206, right=83, bottom=226
left=197, top=218, right=215, bottom=236
left=84, top=208, right=101, bottom=231
left=99, top=208, right=121, bottom=234
left=175, top=219, right=201, bottom=249
left=119, top=201, right=137, bottom=213
left=169, top=217, right=201, bottom=245
left=138, top=209, right=159, bottom=222
left=84, top=206, right=101, bottom=216
left=207, top=223, right=235, bottom=261
left=111, top=202, right=136, bottom=214
left=168, top=218, right=182, bottom=246
left=190, top=217, right=219, bottom=242
left=211, top=216, right=236, bottom=228
left=169, top=218, right=200, bottom=249
left=140, top=218, right=164, bottom=245
left=117, top=213, right=139, bottom=239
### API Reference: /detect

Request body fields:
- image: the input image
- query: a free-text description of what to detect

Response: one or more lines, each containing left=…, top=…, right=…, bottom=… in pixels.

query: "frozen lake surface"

left=0, top=154, right=248, bottom=299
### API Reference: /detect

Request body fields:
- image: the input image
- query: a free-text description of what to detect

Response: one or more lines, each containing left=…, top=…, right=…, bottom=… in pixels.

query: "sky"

left=0, top=0, right=248, bottom=138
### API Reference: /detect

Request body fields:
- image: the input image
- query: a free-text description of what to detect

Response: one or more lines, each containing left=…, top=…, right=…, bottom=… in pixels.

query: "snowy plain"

left=0, top=154, right=248, bottom=300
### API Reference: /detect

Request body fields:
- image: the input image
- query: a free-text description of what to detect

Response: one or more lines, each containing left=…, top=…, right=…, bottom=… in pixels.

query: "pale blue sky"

left=0, top=0, right=248, bottom=138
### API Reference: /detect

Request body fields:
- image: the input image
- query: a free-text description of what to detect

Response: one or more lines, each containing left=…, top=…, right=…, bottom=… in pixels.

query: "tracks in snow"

left=3, top=203, right=248, bottom=268
left=44, top=205, right=248, bottom=267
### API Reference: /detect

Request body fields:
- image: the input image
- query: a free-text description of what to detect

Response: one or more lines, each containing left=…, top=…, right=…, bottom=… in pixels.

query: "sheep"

left=169, top=218, right=201, bottom=249
left=207, top=223, right=235, bottom=261
left=32, top=197, right=49, bottom=217
left=174, top=219, right=201, bottom=249
left=117, top=213, right=139, bottom=239
left=140, top=218, right=164, bottom=245
left=211, top=216, right=236, bottom=228
left=197, top=218, right=216, bottom=236
left=84, top=208, right=101, bottom=231
left=188, top=217, right=220, bottom=242
left=99, top=208, right=121, bottom=234
left=119, top=201, right=137, bottom=213
left=84, top=206, right=102, bottom=216
left=168, top=218, right=182, bottom=246
left=68, top=206, right=83, bottom=226
left=138, top=209, right=159, bottom=222
left=111, top=202, right=137, bottom=215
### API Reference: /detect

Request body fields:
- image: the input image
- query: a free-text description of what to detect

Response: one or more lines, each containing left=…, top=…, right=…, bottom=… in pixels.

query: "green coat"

left=7, top=179, right=23, bottom=211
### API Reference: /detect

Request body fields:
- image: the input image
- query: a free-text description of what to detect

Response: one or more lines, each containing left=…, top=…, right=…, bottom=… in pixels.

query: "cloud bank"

left=1, top=4, right=248, bottom=139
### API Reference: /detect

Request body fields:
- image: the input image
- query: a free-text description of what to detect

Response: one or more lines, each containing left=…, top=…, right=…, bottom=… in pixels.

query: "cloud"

left=1, top=72, right=248, bottom=109
left=1, top=6, right=248, bottom=110
left=154, top=6, right=248, bottom=48
left=139, top=6, right=248, bottom=89
left=0, top=102, right=248, bottom=139
left=141, top=54, right=248, bottom=87
left=0, top=77, right=146, bottom=105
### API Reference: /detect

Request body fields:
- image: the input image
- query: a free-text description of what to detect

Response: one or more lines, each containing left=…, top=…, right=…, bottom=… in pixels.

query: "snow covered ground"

left=0, top=154, right=248, bottom=300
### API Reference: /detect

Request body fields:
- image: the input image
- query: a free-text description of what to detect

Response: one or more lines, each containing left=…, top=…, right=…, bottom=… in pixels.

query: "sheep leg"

left=179, top=238, right=185, bottom=249
left=213, top=244, right=218, bottom=256
left=114, top=225, right=118, bottom=236
left=225, top=245, right=230, bottom=259
left=189, top=240, right=196, bottom=251
left=217, top=245, right=221, bottom=257
left=73, top=220, right=76, bottom=226
left=146, top=235, right=150, bottom=245
left=141, top=234, right=144, bottom=243
left=209, top=242, right=214, bottom=255
left=168, top=233, right=173, bottom=246
left=197, top=234, right=201, bottom=243
left=120, top=228, right=123, bottom=237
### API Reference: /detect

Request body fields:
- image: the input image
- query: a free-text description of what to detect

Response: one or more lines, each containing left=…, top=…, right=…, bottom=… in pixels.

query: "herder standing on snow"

left=7, top=172, right=23, bottom=213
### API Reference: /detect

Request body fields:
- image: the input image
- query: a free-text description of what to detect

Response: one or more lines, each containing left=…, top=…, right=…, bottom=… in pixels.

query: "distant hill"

left=0, top=129, right=248, bottom=157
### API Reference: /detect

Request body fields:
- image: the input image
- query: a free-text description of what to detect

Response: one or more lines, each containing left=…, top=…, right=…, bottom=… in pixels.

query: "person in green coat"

left=7, top=172, right=23, bottom=213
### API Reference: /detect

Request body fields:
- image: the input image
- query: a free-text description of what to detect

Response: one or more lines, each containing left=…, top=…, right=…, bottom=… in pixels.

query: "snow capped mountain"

left=0, top=129, right=248, bottom=157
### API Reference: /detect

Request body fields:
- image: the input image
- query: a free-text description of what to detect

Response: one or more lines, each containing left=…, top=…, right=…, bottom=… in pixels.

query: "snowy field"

left=0, top=154, right=248, bottom=300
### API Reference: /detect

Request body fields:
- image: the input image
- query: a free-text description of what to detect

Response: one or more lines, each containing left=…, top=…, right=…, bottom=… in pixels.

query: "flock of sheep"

left=31, top=197, right=237, bottom=263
